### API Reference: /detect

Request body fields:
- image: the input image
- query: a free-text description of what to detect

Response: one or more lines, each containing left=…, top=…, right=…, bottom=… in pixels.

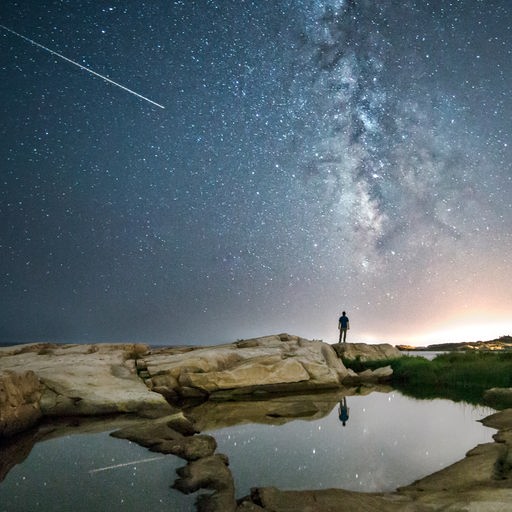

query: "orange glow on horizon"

left=368, top=323, right=512, bottom=347
left=410, top=321, right=512, bottom=346
left=357, top=315, right=512, bottom=347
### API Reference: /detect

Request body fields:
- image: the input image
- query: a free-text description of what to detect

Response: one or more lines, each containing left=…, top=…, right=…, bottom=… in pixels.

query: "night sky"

left=1, top=1, right=511, bottom=346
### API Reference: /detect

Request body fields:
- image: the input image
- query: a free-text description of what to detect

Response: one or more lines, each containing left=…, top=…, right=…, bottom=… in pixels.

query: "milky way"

left=1, top=1, right=511, bottom=345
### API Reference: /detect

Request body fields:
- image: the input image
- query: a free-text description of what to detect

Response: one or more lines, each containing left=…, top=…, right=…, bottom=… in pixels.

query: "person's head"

left=342, top=311, right=346, bottom=316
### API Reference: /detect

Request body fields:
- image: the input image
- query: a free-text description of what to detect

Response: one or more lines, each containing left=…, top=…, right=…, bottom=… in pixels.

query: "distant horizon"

left=1, top=330, right=510, bottom=349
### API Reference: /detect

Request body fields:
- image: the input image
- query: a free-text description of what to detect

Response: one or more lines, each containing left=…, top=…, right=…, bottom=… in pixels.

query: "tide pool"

left=0, top=390, right=496, bottom=511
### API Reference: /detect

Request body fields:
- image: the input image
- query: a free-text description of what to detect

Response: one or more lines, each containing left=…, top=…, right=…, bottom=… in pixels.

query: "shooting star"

left=0, top=24, right=165, bottom=109
left=88, top=456, right=166, bottom=474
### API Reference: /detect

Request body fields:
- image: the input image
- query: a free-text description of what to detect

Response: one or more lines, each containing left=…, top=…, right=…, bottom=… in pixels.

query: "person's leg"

left=339, top=330, right=342, bottom=343
left=343, top=328, right=347, bottom=342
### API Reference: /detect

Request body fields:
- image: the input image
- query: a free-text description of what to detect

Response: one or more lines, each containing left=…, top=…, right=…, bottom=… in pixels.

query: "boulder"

left=0, top=343, right=173, bottom=418
left=173, top=454, right=236, bottom=512
left=372, top=365, right=394, bottom=380
left=144, top=335, right=349, bottom=398
left=342, top=365, right=394, bottom=385
left=332, top=343, right=402, bottom=361
left=0, top=370, right=42, bottom=437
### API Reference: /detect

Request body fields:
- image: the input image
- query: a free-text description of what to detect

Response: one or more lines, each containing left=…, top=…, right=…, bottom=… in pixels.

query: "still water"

left=0, top=390, right=496, bottom=512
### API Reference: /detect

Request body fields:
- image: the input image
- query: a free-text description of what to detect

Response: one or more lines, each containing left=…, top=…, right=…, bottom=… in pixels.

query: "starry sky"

left=1, top=1, right=511, bottom=346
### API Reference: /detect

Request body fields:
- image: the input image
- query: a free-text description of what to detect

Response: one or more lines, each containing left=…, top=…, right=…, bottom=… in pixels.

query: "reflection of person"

left=338, top=311, right=350, bottom=343
left=338, top=397, right=349, bottom=426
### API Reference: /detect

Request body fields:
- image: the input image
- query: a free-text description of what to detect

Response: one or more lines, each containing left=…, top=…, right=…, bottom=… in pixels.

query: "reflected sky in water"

left=0, top=391, right=497, bottom=511
left=0, top=434, right=196, bottom=512
left=211, top=390, right=496, bottom=493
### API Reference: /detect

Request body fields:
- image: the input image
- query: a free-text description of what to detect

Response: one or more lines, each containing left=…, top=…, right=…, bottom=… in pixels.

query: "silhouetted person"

left=338, top=311, right=349, bottom=342
left=338, top=397, right=349, bottom=426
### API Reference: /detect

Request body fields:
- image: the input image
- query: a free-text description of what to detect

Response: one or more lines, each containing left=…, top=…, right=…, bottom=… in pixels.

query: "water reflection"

left=183, top=386, right=389, bottom=431
left=338, top=397, right=350, bottom=426
left=210, top=391, right=496, bottom=494
left=0, top=389, right=497, bottom=511
left=0, top=432, right=197, bottom=511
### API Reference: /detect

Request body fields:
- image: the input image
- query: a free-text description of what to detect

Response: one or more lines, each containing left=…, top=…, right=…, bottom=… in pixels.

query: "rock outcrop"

left=332, top=342, right=402, bottom=361
left=143, top=334, right=349, bottom=399
left=0, top=336, right=396, bottom=438
left=0, top=343, right=173, bottom=424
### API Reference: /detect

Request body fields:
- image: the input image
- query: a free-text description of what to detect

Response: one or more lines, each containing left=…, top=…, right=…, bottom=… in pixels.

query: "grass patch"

left=343, top=351, right=512, bottom=408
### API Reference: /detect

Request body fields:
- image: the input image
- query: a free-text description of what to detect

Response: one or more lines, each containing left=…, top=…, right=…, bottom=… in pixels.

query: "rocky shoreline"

left=0, top=334, right=399, bottom=436
left=1, top=334, right=511, bottom=511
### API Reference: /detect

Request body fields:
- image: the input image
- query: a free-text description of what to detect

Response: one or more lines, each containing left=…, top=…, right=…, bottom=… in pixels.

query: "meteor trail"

left=0, top=24, right=165, bottom=109
left=88, top=456, right=166, bottom=474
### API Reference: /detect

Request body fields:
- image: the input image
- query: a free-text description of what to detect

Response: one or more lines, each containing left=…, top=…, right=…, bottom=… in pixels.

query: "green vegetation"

left=341, top=356, right=397, bottom=373
left=343, top=351, right=512, bottom=408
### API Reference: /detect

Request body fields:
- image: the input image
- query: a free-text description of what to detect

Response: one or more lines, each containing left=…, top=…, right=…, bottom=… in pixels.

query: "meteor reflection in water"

left=88, top=455, right=165, bottom=474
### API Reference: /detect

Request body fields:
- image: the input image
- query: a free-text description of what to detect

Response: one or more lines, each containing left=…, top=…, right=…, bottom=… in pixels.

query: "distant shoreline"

left=397, top=335, right=512, bottom=352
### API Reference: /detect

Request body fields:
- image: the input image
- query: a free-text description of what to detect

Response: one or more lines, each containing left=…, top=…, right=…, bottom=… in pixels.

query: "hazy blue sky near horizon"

left=1, top=1, right=511, bottom=346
